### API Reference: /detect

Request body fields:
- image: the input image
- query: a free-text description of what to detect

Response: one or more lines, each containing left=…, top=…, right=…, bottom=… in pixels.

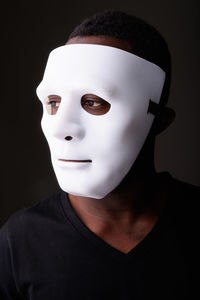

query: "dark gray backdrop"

left=1, top=0, right=199, bottom=226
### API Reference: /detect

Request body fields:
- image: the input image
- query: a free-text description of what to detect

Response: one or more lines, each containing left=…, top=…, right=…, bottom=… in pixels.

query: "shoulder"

left=162, top=173, right=200, bottom=234
left=156, top=172, right=199, bottom=225
left=168, top=175, right=200, bottom=210
left=171, top=176, right=200, bottom=197
left=0, top=190, right=64, bottom=242
left=158, top=172, right=200, bottom=201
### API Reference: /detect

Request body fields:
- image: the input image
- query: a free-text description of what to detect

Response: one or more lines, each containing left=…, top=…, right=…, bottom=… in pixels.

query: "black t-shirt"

left=0, top=173, right=199, bottom=300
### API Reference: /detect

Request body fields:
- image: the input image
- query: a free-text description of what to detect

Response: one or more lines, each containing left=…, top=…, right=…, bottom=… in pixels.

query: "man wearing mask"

left=0, top=9, right=199, bottom=300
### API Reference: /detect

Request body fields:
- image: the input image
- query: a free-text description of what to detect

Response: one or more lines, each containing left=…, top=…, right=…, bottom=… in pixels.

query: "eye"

left=81, top=94, right=111, bottom=116
left=45, top=95, right=61, bottom=115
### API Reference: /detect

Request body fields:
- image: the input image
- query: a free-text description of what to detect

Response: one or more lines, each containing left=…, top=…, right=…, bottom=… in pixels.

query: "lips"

left=58, top=159, right=92, bottom=163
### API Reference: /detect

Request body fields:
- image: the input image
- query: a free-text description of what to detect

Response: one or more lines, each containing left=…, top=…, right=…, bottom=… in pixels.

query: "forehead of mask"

left=36, top=44, right=165, bottom=110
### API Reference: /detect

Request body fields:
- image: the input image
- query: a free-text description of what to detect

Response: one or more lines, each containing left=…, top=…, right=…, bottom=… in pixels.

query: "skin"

left=65, top=35, right=175, bottom=254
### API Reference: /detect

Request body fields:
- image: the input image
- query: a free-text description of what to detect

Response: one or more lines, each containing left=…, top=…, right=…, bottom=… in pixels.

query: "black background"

left=1, top=0, right=200, bottom=226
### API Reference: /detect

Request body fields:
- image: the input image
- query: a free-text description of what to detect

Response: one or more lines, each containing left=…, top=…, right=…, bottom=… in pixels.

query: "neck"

left=68, top=164, right=161, bottom=227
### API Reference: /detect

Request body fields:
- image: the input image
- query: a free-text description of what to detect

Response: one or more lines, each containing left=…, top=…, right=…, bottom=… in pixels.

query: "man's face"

left=36, top=38, right=165, bottom=199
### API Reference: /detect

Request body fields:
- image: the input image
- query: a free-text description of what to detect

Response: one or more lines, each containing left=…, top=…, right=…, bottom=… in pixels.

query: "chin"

left=60, top=184, right=106, bottom=199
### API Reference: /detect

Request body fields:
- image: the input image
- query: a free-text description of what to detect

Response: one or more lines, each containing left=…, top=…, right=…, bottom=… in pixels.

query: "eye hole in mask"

left=45, top=95, right=61, bottom=115
left=81, top=94, right=111, bottom=116
left=45, top=94, right=111, bottom=116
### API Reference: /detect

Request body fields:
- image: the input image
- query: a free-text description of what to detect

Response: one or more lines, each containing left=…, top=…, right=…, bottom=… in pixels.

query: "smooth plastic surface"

left=36, top=44, right=165, bottom=199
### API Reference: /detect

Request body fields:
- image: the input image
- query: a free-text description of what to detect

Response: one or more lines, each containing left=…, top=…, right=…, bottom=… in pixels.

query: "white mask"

left=36, top=44, right=165, bottom=199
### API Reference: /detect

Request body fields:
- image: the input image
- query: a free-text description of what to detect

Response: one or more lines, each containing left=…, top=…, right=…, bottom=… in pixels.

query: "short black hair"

left=67, top=9, right=171, bottom=105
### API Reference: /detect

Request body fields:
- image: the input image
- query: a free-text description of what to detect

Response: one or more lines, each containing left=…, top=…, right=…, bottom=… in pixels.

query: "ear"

left=153, top=107, right=176, bottom=135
